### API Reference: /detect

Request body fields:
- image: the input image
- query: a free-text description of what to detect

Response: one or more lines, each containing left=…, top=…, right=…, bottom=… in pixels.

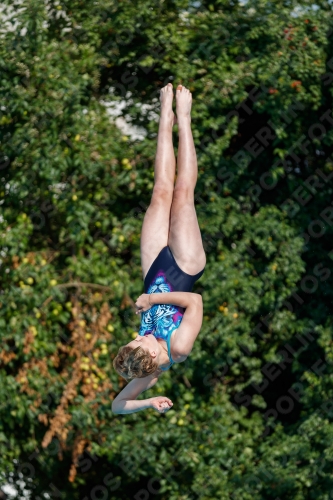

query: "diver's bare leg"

left=168, top=85, right=206, bottom=274
left=140, top=83, right=176, bottom=280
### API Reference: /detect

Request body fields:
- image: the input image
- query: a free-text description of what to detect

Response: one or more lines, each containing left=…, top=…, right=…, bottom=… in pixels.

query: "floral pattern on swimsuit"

left=139, top=273, right=184, bottom=341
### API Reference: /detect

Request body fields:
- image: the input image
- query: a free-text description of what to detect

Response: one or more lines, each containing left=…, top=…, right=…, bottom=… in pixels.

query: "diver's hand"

left=135, top=293, right=152, bottom=314
left=149, top=396, right=173, bottom=413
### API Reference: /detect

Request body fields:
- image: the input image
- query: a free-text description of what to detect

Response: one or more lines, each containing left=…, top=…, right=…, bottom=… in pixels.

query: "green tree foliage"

left=1, top=0, right=333, bottom=498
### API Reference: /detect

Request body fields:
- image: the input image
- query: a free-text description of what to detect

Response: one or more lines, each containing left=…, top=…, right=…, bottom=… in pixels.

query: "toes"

left=176, top=84, right=192, bottom=95
left=161, top=83, right=173, bottom=93
left=161, top=83, right=173, bottom=94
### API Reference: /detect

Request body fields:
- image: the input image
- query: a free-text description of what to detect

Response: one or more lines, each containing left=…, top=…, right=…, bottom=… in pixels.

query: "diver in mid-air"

left=112, top=83, right=206, bottom=414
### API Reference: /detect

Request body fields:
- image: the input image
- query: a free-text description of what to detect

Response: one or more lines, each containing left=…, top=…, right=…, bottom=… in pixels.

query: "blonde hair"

left=112, top=344, right=158, bottom=380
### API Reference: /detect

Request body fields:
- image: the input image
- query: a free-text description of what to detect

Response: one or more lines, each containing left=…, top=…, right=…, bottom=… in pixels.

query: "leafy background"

left=1, top=0, right=333, bottom=498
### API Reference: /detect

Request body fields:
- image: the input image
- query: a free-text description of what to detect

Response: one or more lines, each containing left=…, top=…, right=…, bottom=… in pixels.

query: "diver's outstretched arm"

left=112, top=372, right=173, bottom=415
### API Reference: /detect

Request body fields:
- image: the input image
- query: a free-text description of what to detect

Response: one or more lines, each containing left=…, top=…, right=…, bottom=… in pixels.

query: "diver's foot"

left=159, top=83, right=175, bottom=126
left=176, top=84, right=192, bottom=123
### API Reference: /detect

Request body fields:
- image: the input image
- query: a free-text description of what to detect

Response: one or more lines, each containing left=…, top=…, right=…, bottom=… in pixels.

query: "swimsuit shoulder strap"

left=166, top=330, right=175, bottom=367
left=159, top=330, right=175, bottom=372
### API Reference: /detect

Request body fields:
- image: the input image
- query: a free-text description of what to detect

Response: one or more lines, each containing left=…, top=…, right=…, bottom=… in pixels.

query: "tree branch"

left=55, top=282, right=113, bottom=292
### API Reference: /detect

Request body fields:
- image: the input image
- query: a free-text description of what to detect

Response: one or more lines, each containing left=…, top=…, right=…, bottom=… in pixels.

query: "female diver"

left=112, top=83, right=206, bottom=414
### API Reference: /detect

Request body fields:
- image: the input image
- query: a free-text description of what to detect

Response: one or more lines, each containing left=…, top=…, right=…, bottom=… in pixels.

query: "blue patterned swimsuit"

left=139, top=246, right=205, bottom=371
